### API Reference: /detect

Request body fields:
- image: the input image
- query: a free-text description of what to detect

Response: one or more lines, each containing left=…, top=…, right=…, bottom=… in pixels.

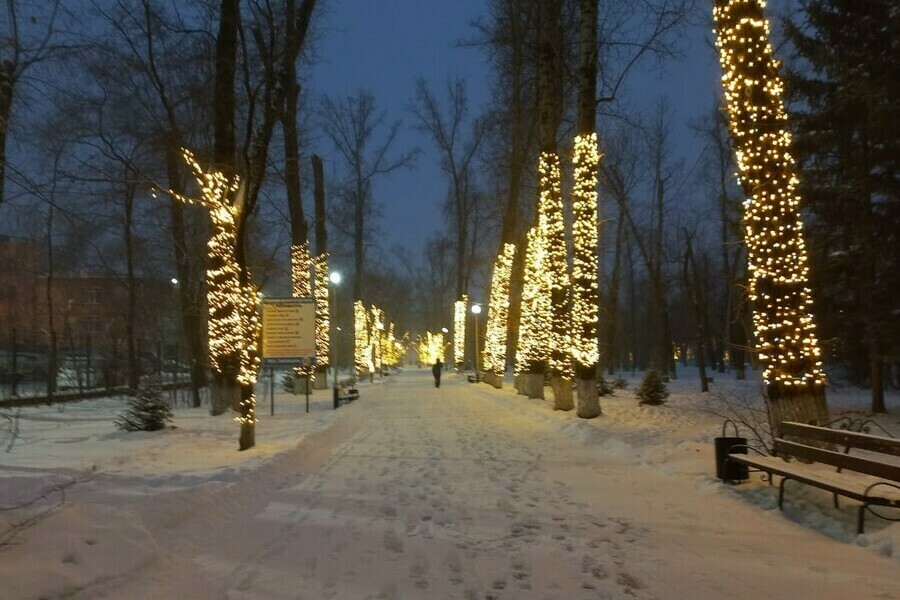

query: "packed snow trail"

left=8, top=369, right=899, bottom=599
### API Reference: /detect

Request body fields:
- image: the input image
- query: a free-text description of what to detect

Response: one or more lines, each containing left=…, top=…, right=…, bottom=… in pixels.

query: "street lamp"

left=471, top=303, right=482, bottom=382
left=329, top=271, right=342, bottom=388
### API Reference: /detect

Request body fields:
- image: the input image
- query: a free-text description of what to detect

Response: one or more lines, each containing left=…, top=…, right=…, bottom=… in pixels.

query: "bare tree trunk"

left=683, top=234, right=709, bottom=392
left=0, top=61, right=13, bottom=206
left=166, top=146, right=206, bottom=408
left=123, top=172, right=139, bottom=390
left=859, top=116, right=885, bottom=414
left=605, top=215, right=625, bottom=375
left=46, top=204, right=57, bottom=399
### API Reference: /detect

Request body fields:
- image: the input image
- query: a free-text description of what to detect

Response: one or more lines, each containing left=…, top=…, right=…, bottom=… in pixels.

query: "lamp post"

left=329, top=271, right=342, bottom=389
left=471, top=303, right=482, bottom=382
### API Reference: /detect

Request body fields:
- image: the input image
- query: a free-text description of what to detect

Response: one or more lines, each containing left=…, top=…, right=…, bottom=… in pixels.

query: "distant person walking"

left=432, top=359, right=442, bottom=388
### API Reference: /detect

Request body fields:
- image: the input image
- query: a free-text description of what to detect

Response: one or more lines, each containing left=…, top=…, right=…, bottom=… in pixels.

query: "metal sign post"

left=269, top=366, right=275, bottom=416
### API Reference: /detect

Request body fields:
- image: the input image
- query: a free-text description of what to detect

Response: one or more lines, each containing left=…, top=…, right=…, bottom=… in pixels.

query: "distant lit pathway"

left=109, top=370, right=897, bottom=599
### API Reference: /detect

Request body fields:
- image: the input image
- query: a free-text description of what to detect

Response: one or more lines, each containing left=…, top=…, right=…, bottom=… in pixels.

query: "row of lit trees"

left=458, top=0, right=830, bottom=434
left=354, top=301, right=407, bottom=377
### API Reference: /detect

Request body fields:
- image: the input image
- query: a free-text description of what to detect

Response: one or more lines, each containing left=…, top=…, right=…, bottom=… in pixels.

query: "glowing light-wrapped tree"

left=418, top=332, right=445, bottom=366
left=482, top=243, right=515, bottom=388
left=370, top=305, right=385, bottom=375
left=354, top=300, right=371, bottom=376
left=571, top=0, right=602, bottom=419
left=313, top=253, right=330, bottom=385
left=571, top=133, right=601, bottom=418
left=515, top=219, right=550, bottom=399
left=454, top=296, right=467, bottom=371
left=290, top=241, right=313, bottom=392
left=167, top=149, right=261, bottom=446
left=714, top=0, right=828, bottom=434
left=542, top=151, right=574, bottom=411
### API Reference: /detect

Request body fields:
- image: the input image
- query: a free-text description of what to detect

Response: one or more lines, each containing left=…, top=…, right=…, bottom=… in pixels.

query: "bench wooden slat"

left=774, top=440, right=900, bottom=483
left=728, top=454, right=900, bottom=505
left=781, top=422, right=900, bottom=456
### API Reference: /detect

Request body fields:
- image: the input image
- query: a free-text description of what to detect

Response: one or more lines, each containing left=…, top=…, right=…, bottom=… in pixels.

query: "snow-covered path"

left=6, top=370, right=899, bottom=599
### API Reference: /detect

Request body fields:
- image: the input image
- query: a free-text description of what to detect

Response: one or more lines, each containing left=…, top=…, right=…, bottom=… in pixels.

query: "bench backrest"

left=781, top=422, right=900, bottom=457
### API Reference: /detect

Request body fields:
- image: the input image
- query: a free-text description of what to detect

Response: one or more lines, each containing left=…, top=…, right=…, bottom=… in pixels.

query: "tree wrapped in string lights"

left=482, top=243, right=515, bottom=388
left=542, top=151, right=574, bottom=411
left=571, top=133, right=601, bottom=418
left=354, top=300, right=372, bottom=377
left=166, top=149, right=261, bottom=448
left=418, top=332, right=445, bottom=366
left=370, top=305, right=385, bottom=375
left=291, top=240, right=313, bottom=392
left=454, top=296, right=467, bottom=371
left=515, top=216, right=550, bottom=399
left=713, top=0, right=828, bottom=434
left=313, top=253, right=330, bottom=386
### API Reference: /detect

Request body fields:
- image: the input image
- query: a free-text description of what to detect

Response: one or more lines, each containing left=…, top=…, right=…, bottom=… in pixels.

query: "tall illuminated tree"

left=543, top=152, right=573, bottom=410
left=312, top=155, right=330, bottom=388
left=313, top=253, right=330, bottom=384
left=454, top=296, right=468, bottom=371
left=571, top=0, right=601, bottom=419
left=516, top=220, right=550, bottom=399
left=166, top=150, right=261, bottom=447
left=483, top=243, right=515, bottom=388
left=354, top=300, right=371, bottom=376
left=537, top=0, right=573, bottom=410
left=713, top=0, right=828, bottom=434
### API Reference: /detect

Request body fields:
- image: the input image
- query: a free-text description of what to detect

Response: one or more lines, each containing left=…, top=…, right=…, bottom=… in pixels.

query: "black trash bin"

left=715, top=420, right=749, bottom=483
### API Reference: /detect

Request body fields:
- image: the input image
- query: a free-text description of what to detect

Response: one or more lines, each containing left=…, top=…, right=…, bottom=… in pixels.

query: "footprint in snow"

left=383, top=529, right=404, bottom=554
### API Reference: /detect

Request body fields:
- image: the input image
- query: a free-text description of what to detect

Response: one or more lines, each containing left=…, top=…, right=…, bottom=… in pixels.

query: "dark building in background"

left=0, top=236, right=183, bottom=386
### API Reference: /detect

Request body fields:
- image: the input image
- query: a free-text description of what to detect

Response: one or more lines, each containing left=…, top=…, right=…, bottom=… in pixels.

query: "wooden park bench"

left=332, top=385, right=359, bottom=409
left=725, top=421, right=900, bottom=533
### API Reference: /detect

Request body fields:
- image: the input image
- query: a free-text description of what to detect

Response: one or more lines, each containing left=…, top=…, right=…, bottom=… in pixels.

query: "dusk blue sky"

left=306, top=0, right=723, bottom=255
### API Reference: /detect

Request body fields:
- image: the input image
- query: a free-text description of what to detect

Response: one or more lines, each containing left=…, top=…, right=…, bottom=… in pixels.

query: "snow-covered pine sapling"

left=598, top=375, right=615, bottom=397
left=115, top=376, right=173, bottom=432
left=637, top=369, right=669, bottom=406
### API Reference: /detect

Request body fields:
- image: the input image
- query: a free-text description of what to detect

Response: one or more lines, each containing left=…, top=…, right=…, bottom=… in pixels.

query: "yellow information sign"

left=261, top=298, right=316, bottom=366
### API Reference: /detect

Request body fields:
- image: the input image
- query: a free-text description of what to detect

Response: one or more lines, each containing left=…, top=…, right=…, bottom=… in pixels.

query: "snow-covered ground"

left=1, top=367, right=898, bottom=599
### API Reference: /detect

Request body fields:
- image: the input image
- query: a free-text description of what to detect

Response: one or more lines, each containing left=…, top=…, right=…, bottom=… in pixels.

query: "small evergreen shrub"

left=115, top=377, right=173, bottom=431
left=637, top=369, right=669, bottom=405
left=598, top=375, right=615, bottom=396
left=612, top=377, right=628, bottom=389
left=281, top=373, right=295, bottom=392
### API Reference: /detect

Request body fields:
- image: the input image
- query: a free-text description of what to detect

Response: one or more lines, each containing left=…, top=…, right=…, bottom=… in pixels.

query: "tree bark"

left=0, top=61, right=14, bottom=206
left=683, top=234, right=709, bottom=393
left=123, top=172, right=139, bottom=390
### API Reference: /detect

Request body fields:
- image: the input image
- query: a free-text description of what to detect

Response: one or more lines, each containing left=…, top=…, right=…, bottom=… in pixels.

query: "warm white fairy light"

left=354, top=300, right=371, bottom=375
left=370, top=305, right=384, bottom=373
left=571, top=134, right=601, bottom=370
left=166, top=149, right=261, bottom=426
left=289, top=242, right=313, bottom=383
left=541, top=151, right=572, bottom=379
left=313, top=253, right=330, bottom=373
left=713, top=0, right=825, bottom=388
left=516, top=225, right=550, bottom=374
left=291, top=242, right=312, bottom=297
left=417, top=332, right=445, bottom=365
left=454, top=296, right=467, bottom=369
left=483, top=243, right=515, bottom=377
